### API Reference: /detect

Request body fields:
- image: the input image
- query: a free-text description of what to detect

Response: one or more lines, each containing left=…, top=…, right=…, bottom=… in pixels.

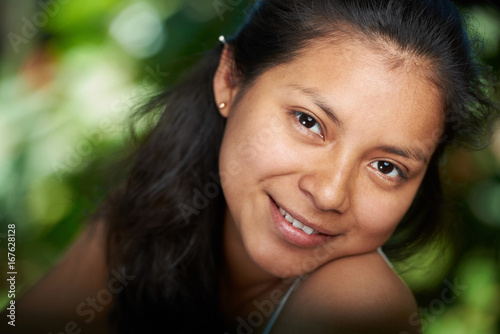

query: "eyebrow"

left=378, top=145, right=429, bottom=165
left=288, top=85, right=345, bottom=130
left=288, top=85, right=430, bottom=165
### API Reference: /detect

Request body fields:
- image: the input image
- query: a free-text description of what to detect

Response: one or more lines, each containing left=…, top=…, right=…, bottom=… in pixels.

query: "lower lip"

left=269, top=197, right=334, bottom=248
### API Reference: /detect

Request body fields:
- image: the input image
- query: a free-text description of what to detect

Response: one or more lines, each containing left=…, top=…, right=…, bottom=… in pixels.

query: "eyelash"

left=293, top=111, right=324, bottom=138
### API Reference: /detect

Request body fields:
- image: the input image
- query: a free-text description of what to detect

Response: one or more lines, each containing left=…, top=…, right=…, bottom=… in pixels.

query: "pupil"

left=299, top=114, right=315, bottom=128
left=378, top=161, right=394, bottom=174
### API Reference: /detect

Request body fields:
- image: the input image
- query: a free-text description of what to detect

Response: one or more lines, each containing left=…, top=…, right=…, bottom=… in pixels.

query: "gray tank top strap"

left=262, top=276, right=302, bottom=334
left=377, top=247, right=394, bottom=269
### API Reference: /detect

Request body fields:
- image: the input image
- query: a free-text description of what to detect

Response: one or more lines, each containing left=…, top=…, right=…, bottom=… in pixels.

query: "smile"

left=269, top=196, right=335, bottom=247
left=278, top=207, right=320, bottom=235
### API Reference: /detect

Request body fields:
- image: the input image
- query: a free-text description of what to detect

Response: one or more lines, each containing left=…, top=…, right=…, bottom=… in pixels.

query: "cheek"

left=219, top=112, right=294, bottom=187
left=355, top=184, right=418, bottom=240
left=217, top=111, right=287, bottom=220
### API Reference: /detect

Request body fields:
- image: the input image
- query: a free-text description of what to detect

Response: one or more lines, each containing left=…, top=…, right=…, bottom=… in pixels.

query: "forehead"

left=264, top=37, right=444, bottom=145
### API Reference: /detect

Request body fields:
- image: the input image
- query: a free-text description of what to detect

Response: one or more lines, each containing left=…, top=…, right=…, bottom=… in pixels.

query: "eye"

left=294, top=111, right=322, bottom=136
left=370, top=161, right=405, bottom=179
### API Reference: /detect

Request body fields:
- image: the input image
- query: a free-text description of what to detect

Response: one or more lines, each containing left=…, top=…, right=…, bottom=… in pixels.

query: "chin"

left=245, top=238, right=334, bottom=278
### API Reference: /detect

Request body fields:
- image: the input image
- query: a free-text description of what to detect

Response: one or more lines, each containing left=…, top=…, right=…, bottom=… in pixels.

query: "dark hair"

left=96, top=0, right=499, bottom=332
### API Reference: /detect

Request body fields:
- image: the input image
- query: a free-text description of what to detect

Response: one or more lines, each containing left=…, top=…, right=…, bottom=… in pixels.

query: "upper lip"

left=272, top=197, right=337, bottom=236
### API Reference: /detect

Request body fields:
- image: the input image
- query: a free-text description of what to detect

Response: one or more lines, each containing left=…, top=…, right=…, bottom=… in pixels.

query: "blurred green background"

left=0, top=0, right=499, bottom=333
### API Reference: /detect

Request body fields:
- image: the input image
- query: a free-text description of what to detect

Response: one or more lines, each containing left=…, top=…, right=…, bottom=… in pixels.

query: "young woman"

left=5, top=0, right=499, bottom=333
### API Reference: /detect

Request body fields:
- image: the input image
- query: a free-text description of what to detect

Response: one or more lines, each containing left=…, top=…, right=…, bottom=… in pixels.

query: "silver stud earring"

left=218, top=102, right=226, bottom=109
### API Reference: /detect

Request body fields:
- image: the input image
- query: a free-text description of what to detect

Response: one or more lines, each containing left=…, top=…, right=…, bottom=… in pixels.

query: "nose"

left=298, top=159, right=353, bottom=213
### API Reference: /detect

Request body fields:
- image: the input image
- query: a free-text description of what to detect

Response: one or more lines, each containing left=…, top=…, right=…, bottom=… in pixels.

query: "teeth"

left=302, top=226, right=314, bottom=235
left=292, top=219, right=304, bottom=229
left=279, top=206, right=320, bottom=235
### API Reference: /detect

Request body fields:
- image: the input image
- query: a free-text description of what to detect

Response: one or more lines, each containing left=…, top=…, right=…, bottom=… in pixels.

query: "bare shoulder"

left=0, top=220, right=112, bottom=334
left=272, top=250, right=420, bottom=334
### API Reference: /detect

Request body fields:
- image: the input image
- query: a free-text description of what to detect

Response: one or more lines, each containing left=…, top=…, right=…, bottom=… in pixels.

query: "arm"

left=0, top=220, right=112, bottom=334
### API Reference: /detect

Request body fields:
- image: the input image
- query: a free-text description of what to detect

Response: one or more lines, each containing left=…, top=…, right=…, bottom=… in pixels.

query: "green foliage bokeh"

left=0, top=0, right=499, bottom=333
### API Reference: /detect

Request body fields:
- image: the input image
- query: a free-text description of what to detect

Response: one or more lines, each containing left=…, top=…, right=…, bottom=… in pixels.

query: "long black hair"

left=96, top=0, right=499, bottom=332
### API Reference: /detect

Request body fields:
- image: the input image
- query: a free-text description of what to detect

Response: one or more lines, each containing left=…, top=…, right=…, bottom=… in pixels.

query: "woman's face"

left=216, top=38, right=443, bottom=278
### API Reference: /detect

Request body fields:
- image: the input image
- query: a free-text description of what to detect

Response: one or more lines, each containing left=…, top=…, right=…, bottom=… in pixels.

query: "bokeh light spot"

left=109, top=2, right=165, bottom=58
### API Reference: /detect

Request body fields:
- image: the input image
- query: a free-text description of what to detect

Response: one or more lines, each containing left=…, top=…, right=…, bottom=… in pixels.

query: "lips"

left=279, top=206, right=320, bottom=235
left=269, top=196, right=336, bottom=248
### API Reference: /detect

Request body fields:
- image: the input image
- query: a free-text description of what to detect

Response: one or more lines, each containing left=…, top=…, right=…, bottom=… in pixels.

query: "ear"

left=213, top=45, right=240, bottom=118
